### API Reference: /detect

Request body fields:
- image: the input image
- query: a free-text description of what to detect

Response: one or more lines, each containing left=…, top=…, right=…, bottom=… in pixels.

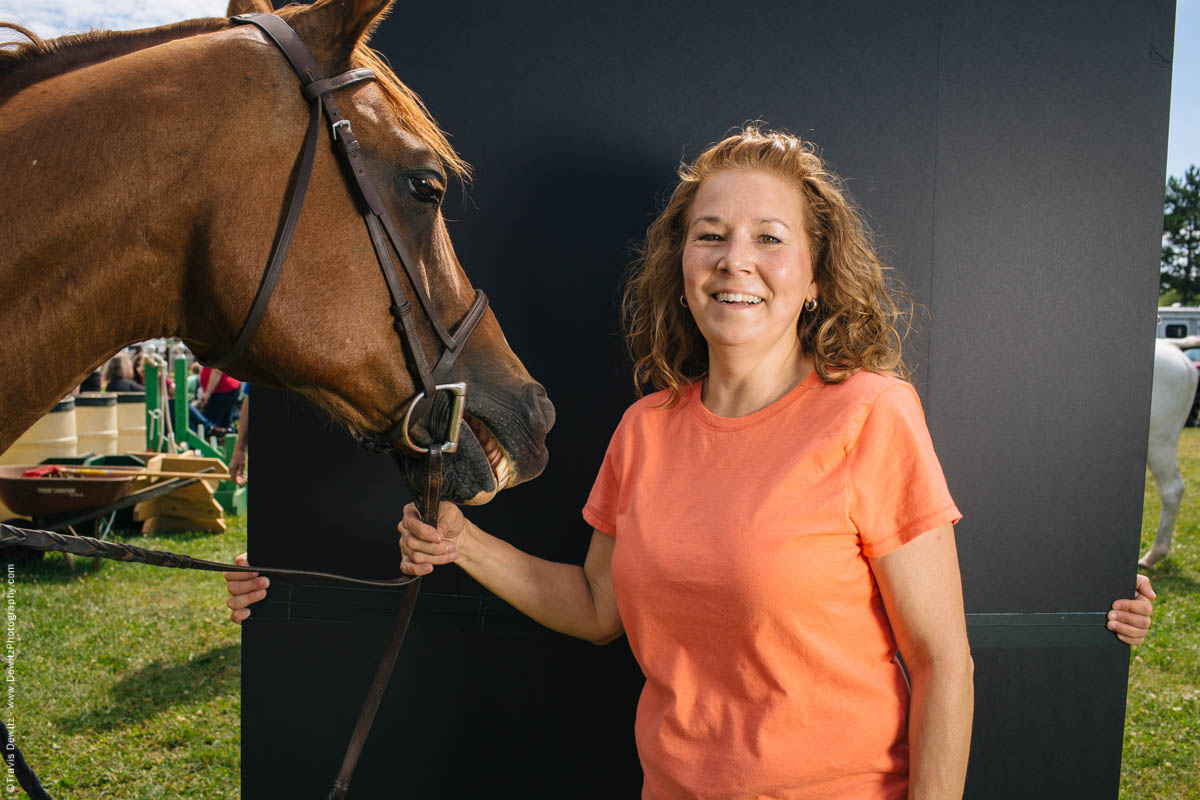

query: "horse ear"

left=308, top=0, right=394, bottom=46
left=344, top=0, right=394, bottom=44
left=294, top=0, right=393, bottom=71
left=226, top=0, right=273, bottom=16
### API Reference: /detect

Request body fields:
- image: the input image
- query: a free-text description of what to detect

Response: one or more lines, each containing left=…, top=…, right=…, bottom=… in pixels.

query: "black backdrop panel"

left=244, top=2, right=1174, bottom=798
left=927, top=2, right=1175, bottom=614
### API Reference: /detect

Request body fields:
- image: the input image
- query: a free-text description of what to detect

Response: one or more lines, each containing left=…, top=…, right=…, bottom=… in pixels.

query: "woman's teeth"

left=713, top=292, right=763, bottom=304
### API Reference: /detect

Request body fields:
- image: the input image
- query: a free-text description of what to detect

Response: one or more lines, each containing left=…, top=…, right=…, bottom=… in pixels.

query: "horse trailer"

left=1157, top=306, right=1200, bottom=339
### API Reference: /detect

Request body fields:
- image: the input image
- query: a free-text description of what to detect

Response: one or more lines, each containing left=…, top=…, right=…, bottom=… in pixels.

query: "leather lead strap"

left=328, top=576, right=423, bottom=800
left=328, top=446, right=441, bottom=800
left=0, top=523, right=417, bottom=589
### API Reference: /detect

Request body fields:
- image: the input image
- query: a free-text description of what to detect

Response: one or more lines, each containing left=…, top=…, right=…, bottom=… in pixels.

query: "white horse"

left=1141, top=338, right=1199, bottom=567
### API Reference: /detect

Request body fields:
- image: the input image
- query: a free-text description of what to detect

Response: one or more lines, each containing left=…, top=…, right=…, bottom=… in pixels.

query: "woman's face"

left=681, top=168, right=817, bottom=357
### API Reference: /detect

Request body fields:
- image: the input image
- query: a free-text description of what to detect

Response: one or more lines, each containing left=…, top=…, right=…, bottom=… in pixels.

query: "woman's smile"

left=682, top=168, right=817, bottom=354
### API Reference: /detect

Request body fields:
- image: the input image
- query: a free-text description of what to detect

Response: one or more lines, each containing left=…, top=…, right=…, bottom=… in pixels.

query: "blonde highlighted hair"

left=622, top=126, right=912, bottom=405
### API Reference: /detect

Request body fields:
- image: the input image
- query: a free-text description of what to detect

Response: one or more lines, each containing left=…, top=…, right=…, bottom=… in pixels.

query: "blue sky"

left=1, top=1, right=1196, bottom=182
left=0, top=1, right=226, bottom=38
left=1169, top=0, right=1200, bottom=180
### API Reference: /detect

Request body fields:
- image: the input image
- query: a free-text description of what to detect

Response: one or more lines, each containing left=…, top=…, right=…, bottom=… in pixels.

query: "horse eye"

left=407, top=175, right=443, bottom=204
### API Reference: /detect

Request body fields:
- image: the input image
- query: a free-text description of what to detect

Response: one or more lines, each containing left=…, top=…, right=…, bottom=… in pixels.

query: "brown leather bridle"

left=217, top=12, right=486, bottom=798
left=214, top=12, right=489, bottom=461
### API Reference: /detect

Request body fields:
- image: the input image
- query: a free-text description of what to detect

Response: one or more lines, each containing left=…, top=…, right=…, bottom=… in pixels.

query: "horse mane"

left=0, top=19, right=229, bottom=98
left=0, top=13, right=469, bottom=180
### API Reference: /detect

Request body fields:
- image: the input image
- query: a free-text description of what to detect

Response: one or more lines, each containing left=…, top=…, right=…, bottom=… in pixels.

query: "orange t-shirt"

left=582, top=370, right=961, bottom=800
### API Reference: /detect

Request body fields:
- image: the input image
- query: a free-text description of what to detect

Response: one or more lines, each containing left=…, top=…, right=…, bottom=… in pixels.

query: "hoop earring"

left=680, top=295, right=688, bottom=308
left=804, top=297, right=818, bottom=312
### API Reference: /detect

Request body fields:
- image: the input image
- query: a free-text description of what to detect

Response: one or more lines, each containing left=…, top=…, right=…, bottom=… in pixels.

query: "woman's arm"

left=400, top=501, right=623, bottom=645
left=870, top=524, right=973, bottom=800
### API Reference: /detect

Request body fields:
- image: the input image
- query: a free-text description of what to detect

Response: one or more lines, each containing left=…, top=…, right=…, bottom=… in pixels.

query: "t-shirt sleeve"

left=582, top=422, right=624, bottom=537
left=846, top=383, right=961, bottom=558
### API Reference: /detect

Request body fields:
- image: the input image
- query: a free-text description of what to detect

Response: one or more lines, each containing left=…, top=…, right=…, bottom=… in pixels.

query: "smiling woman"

left=625, top=129, right=912, bottom=402
left=392, top=127, right=974, bottom=800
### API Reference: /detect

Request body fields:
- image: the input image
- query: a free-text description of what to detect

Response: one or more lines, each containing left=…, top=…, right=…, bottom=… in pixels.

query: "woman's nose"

left=719, top=235, right=754, bottom=274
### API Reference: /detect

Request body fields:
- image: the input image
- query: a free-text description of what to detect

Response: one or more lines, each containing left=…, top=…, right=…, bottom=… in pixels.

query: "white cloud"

left=0, top=0, right=228, bottom=39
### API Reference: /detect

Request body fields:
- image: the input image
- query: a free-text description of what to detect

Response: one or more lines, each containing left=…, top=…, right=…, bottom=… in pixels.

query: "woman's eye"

left=697, top=233, right=722, bottom=241
left=759, top=234, right=782, bottom=244
left=406, top=175, right=443, bottom=204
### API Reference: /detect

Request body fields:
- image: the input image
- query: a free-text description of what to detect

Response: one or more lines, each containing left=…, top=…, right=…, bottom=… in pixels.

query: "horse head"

left=183, top=0, right=555, bottom=504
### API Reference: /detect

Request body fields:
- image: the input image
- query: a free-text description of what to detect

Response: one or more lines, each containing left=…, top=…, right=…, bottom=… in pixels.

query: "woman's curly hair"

left=622, top=126, right=913, bottom=405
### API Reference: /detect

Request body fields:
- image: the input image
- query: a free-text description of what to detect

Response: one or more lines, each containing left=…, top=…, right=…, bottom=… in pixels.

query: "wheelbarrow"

left=0, top=465, right=221, bottom=566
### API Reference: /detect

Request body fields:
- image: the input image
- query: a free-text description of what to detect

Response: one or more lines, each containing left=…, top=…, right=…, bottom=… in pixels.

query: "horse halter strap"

left=219, top=13, right=478, bottom=799
left=215, top=12, right=489, bottom=456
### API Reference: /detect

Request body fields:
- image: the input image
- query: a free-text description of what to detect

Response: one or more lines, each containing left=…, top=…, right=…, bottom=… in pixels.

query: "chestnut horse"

left=0, top=0, right=554, bottom=504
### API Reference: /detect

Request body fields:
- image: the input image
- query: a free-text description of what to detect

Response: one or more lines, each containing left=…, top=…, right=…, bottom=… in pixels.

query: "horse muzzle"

left=395, top=381, right=554, bottom=504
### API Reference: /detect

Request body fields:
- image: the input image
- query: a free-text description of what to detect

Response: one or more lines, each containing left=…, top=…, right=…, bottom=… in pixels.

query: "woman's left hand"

left=1109, top=574, right=1156, bottom=646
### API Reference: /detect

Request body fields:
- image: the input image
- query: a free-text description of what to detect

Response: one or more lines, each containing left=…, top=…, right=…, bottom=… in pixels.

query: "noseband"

left=212, top=12, right=489, bottom=459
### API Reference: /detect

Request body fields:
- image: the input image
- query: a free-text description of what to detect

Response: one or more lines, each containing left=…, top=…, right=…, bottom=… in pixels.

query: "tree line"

left=1163, top=166, right=1200, bottom=305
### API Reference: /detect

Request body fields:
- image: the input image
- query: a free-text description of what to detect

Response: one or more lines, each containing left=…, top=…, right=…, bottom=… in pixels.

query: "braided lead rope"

left=0, top=523, right=416, bottom=588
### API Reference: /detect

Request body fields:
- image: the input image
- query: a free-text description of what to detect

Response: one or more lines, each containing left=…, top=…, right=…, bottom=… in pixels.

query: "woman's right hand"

left=223, top=553, right=269, bottom=624
left=399, top=500, right=467, bottom=576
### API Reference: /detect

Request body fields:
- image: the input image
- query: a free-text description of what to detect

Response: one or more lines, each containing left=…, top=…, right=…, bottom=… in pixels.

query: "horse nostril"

left=524, top=383, right=556, bottom=432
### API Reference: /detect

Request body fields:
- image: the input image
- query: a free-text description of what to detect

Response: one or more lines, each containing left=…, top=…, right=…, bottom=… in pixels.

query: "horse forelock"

left=346, top=44, right=472, bottom=182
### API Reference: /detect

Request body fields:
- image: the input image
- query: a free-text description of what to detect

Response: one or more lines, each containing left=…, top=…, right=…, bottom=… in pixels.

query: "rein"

left=4, top=12, right=482, bottom=799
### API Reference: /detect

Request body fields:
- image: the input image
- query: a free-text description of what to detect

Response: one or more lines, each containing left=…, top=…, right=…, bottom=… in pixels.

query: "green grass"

left=1121, top=428, right=1200, bottom=800
left=5, top=518, right=245, bottom=799
left=4, top=440, right=1198, bottom=800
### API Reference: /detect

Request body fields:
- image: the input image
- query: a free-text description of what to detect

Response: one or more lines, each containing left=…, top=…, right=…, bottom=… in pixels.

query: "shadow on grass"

left=1139, top=560, right=1200, bottom=594
left=3, top=550, right=109, bottom=584
left=145, top=527, right=242, bottom=545
left=54, top=643, right=240, bottom=734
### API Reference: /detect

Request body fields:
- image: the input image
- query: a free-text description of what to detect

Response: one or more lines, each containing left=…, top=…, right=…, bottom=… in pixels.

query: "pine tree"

left=1163, top=166, right=1200, bottom=304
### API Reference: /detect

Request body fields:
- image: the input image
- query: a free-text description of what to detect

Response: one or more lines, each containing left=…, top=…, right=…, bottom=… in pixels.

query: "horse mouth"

left=463, top=413, right=513, bottom=496
left=391, top=388, right=549, bottom=506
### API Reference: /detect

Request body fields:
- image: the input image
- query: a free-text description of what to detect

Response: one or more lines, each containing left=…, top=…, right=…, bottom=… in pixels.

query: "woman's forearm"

left=455, top=520, right=617, bottom=644
left=906, top=654, right=974, bottom=799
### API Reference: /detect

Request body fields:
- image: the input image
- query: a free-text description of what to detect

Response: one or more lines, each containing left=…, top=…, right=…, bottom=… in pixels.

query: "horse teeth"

left=495, top=455, right=511, bottom=489
left=468, top=418, right=511, bottom=489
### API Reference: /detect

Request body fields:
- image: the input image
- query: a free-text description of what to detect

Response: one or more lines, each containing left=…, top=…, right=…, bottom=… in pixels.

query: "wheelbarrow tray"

left=0, top=465, right=144, bottom=517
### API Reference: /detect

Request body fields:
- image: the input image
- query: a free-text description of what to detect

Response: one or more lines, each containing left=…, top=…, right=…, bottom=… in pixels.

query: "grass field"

left=5, top=518, right=245, bottom=799
left=3, top=433, right=1199, bottom=798
left=1121, top=428, right=1200, bottom=800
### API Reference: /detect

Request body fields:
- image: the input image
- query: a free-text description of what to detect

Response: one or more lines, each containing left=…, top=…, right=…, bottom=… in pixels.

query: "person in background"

left=228, top=390, right=249, bottom=486
left=186, top=362, right=201, bottom=401
left=198, top=365, right=240, bottom=436
left=102, top=353, right=143, bottom=392
left=77, top=368, right=102, bottom=393
left=132, top=352, right=147, bottom=387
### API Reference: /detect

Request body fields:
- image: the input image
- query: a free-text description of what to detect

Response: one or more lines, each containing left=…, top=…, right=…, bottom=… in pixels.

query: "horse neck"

left=0, top=29, right=276, bottom=451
